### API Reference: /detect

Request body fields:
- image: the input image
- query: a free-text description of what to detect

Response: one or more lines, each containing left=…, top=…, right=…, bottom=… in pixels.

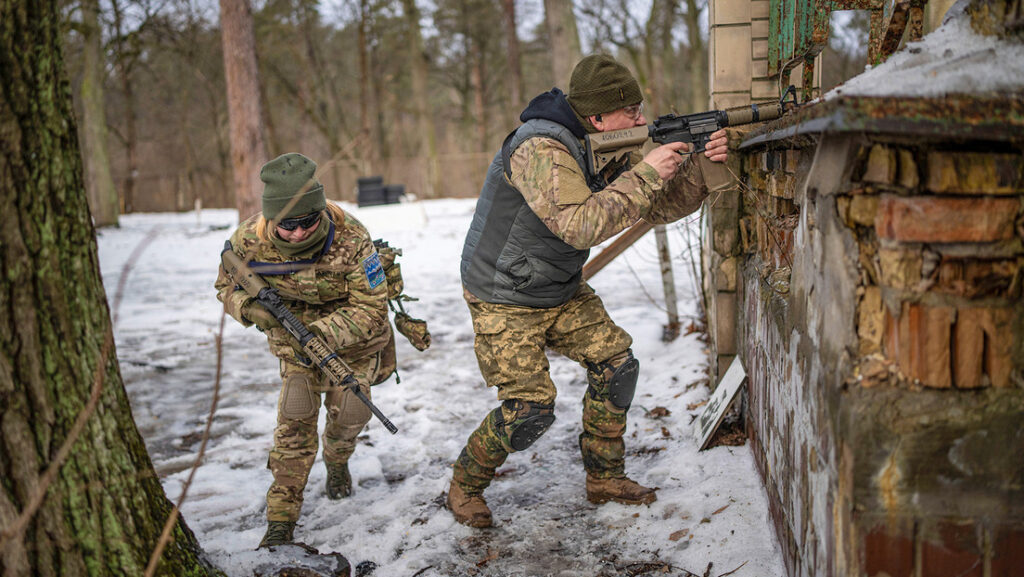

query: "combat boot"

left=325, top=462, right=352, bottom=500
left=258, top=520, right=296, bottom=548
left=447, top=482, right=493, bottom=528
left=586, top=475, right=657, bottom=506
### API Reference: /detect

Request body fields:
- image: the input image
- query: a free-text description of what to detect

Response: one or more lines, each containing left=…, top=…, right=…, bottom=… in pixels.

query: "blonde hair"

left=256, top=203, right=345, bottom=242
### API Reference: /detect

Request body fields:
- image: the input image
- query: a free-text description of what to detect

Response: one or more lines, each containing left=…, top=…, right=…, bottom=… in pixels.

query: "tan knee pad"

left=281, top=374, right=318, bottom=421
left=327, top=385, right=373, bottom=429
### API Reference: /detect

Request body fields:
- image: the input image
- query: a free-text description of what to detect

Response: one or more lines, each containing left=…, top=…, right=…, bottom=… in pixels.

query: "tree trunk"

left=219, top=0, right=268, bottom=220
left=357, top=0, right=374, bottom=169
left=110, top=0, right=139, bottom=214
left=470, top=40, right=488, bottom=151
left=684, top=0, right=707, bottom=111
left=0, top=1, right=219, bottom=575
left=79, top=0, right=119, bottom=227
left=544, top=0, right=582, bottom=88
left=500, top=0, right=524, bottom=118
left=399, top=0, right=440, bottom=198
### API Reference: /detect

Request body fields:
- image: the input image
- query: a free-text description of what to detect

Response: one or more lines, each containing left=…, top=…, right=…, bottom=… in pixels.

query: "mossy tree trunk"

left=0, top=1, right=220, bottom=575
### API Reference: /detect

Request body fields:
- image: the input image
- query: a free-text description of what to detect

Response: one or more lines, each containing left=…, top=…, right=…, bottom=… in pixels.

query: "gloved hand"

left=394, top=312, right=431, bottom=351
left=241, top=300, right=280, bottom=331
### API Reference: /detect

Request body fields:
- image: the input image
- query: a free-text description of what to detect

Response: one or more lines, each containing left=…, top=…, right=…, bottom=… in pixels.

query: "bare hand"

left=704, top=129, right=728, bottom=163
left=643, top=141, right=691, bottom=180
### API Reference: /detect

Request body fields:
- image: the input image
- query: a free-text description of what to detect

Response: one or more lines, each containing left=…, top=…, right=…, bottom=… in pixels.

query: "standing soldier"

left=216, top=153, right=394, bottom=547
left=448, top=55, right=731, bottom=527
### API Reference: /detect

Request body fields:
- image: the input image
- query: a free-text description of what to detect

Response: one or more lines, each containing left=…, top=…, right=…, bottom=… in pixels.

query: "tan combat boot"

left=258, top=520, right=296, bottom=548
left=586, top=475, right=657, bottom=505
left=447, top=481, right=493, bottom=528
left=325, top=462, right=352, bottom=500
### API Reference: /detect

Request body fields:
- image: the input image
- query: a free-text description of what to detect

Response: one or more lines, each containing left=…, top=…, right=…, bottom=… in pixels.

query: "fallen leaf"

left=668, top=529, right=690, bottom=541
left=661, top=427, right=671, bottom=438
left=687, top=400, right=708, bottom=411
left=712, top=503, right=730, bottom=515
left=648, top=406, right=671, bottom=418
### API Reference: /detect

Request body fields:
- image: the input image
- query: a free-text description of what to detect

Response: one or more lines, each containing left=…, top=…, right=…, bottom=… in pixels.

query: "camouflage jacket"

left=509, top=137, right=709, bottom=250
left=215, top=209, right=392, bottom=365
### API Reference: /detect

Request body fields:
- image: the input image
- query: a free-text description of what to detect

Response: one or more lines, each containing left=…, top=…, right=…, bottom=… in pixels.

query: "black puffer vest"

left=460, top=89, right=627, bottom=308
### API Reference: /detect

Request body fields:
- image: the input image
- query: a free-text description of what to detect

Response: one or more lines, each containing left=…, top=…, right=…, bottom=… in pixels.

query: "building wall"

left=704, top=3, right=1024, bottom=575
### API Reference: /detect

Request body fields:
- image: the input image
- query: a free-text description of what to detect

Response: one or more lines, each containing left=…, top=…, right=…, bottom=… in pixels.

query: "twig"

left=717, top=560, right=748, bottom=577
left=112, top=226, right=161, bottom=326
left=143, top=311, right=225, bottom=576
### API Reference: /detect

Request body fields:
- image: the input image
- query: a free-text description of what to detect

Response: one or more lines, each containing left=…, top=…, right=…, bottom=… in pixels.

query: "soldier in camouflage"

left=448, top=55, right=731, bottom=527
left=215, top=153, right=394, bottom=547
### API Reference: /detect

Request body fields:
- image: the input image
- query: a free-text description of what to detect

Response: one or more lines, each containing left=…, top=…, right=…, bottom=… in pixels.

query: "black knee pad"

left=607, top=355, right=639, bottom=409
left=497, top=400, right=556, bottom=452
left=587, top=352, right=639, bottom=410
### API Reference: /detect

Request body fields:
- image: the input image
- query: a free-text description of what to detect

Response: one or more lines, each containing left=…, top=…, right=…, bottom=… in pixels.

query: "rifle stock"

left=221, top=241, right=398, bottom=434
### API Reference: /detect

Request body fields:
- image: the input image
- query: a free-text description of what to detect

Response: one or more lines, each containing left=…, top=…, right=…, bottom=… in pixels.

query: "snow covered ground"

left=96, top=199, right=784, bottom=577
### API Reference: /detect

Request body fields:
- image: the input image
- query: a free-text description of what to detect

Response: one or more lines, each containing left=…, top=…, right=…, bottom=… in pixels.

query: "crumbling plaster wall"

left=705, top=124, right=1024, bottom=576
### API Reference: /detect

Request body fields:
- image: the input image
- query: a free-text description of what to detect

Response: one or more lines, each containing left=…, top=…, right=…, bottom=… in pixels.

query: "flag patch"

left=362, top=252, right=385, bottom=289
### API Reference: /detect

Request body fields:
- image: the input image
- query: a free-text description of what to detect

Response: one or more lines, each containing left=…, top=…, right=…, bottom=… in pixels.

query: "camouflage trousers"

left=266, top=354, right=380, bottom=522
left=453, top=284, right=634, bottom=495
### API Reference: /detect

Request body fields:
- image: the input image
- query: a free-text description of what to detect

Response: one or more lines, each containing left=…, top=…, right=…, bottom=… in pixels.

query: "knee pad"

left=588, top=352, right=639, bottom=410
left=281, top=373, right=318, bottom=421
left=496, top=400, right=556, bottom=452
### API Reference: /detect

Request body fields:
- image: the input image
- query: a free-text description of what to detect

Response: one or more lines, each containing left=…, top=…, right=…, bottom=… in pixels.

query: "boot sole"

left=452, top=513, right=493, bottom=528
left=587, top=492, right=657, bottom=506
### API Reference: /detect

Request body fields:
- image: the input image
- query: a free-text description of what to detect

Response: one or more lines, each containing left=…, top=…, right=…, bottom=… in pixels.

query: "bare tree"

left=501, top=0, right=525, bottom=114
left=220, top=0, right=267, bottom=220
left=79, top=0, right=120, bottom=226
left=0, top=0, right=220, bottom=574
left=110, top=0, right=141, bottom=213
left=400, top=0, right=441, bottom=197
left=543, top=0, right=581, bottom=87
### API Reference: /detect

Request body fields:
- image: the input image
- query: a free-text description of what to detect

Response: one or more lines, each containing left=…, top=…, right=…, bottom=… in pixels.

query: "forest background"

left=62, top=0, right=870, bottom=224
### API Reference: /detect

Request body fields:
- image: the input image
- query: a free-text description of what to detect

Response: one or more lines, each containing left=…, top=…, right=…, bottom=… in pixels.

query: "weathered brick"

left=768, top=172, right=794, bottom=199
left=716, top=256, right=738, bottom=291
left=991, top=526, right=1024, bottom=577
left=785, top=149, right=800, bottom=174
left=751, top=0, right=769, bottom=19
left=858, top=286, right=884, bottom=356
left=897, top=148, right=919, bottom=190
left=716, top=291, right=737, bottom=355
left=875, top=195, right=1019, bottom=243
left=921, top=520, right=982, bottom=577
left=885, top=302, right=954, bottom=388
left=861, top=519, right=915, bottom=577
left=953, top=307, right=1016, bottom=388
left=712, top=0, right=750, bottom=25
left=926, top=151, right=1023, bottom=195
left=878, top=247, right=923, bottom=290
left=848, top=195, right=879, bottom=227
left=863, top=144, right=896, bottom=184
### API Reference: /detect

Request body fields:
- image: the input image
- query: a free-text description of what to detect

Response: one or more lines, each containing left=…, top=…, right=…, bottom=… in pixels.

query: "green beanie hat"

left=567, top=54, right=643, bottom=117
left=260, top=152, right=326, bottom=220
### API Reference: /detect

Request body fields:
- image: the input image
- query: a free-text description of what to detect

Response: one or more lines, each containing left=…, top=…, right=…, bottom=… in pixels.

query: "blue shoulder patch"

left=362, top=252, right=385, bottom=289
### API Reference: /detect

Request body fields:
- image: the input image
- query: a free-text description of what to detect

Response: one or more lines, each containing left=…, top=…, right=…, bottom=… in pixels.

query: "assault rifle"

left=221, top=242, right=398, bottom=434
left=585, top=97, right=790, bottom=174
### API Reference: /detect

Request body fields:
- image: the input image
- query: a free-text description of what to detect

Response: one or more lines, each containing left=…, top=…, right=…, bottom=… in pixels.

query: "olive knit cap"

left=260, top=152, right=326, bottom=220
left=567, top=54, right=643, bottom=117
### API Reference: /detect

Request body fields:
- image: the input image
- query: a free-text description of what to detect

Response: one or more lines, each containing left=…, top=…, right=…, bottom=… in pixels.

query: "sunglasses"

left=622, top=102, right=644, bottom=120
left=276, top=211, right=322, bottom=231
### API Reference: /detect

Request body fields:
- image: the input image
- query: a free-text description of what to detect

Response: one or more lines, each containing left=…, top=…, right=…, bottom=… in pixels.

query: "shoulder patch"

left=362, top=252, right=385, bottom=289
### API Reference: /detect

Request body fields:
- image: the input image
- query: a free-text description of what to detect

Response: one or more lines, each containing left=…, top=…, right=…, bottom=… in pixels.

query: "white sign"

left=696, top=357, right=747, bottom=451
